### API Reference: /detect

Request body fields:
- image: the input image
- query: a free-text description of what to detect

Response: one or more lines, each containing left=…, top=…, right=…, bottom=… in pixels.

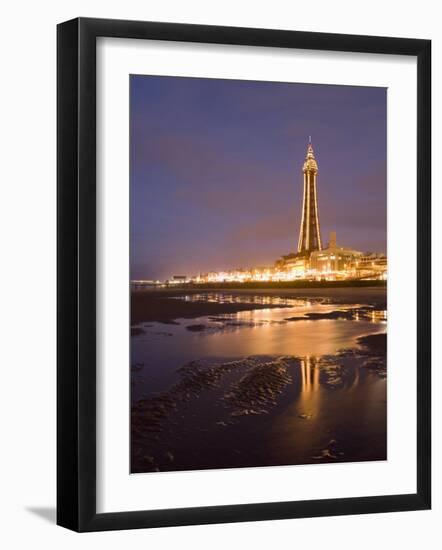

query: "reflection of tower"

left=300, top=357, right=319, bottom=395
left=298, top=357, right=321, bottom=418
left=297, top=140, right=322, bottom=254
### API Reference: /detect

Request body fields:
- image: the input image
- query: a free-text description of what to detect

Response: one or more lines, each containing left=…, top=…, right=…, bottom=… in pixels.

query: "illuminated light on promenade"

left=133, top=140, right=387, bottom=288
left=188, top=249, right=387, bottom=285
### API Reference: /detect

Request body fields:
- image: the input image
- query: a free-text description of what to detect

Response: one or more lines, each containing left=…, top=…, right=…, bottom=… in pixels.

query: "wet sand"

left=131, top=286, right=386, bottom=325
left=131, top=287, right=387, bottom=474
left=131, top=290, right=292, bottom=324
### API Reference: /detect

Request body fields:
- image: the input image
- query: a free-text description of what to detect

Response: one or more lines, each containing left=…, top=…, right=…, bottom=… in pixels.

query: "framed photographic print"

left=57, top=17, right=431, bottom=531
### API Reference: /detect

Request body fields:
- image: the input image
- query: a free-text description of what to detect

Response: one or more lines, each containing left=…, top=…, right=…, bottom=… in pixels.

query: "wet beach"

left=130, top=287, right=387, bottom=474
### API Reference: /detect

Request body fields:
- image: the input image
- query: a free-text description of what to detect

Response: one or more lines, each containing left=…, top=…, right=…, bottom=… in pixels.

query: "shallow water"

left=131, top=295, right=386, bottom=398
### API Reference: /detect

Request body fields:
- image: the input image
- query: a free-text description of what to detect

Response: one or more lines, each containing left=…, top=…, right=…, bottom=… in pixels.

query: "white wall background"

left=0, top=0, right=439, bottom=547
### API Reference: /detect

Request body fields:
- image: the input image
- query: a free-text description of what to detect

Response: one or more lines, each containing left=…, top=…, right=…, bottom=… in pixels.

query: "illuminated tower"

left=297, top=139, right=322, bottom=254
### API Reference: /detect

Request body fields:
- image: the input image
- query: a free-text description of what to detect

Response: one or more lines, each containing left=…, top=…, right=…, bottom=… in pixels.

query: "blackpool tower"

left=297, top=140, right=322, bottom=254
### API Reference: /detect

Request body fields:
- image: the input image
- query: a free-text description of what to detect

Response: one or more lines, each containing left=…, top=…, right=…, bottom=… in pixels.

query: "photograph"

left=0, top=0, right=434, bottom=542
left=129, top=75, right=388, bottom=474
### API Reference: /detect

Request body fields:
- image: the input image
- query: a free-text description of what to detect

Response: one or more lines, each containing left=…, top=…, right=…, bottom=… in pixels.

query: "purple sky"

left=130, top=75, right=386, bottom=281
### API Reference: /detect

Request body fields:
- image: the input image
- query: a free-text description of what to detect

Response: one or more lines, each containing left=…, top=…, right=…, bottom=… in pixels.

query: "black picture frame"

left=57, top=17, right=431, bottom=532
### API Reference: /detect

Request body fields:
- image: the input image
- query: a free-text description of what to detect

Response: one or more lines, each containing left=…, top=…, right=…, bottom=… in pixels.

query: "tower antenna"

left=309, top=135, right=312, bottom=144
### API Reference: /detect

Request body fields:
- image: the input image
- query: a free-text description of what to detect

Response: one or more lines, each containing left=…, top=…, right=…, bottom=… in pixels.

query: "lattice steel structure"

left=297, top=140, right=322, bottom=254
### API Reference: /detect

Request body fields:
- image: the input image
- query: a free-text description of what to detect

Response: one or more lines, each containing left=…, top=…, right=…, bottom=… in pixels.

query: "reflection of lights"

left=301, top=357, right=320, bottom=395
left=298, top=357, right=321, bottom=419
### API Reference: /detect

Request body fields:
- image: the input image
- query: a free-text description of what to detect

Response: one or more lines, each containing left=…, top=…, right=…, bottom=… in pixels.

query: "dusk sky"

left=130, top=75, right=386, bottom=281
